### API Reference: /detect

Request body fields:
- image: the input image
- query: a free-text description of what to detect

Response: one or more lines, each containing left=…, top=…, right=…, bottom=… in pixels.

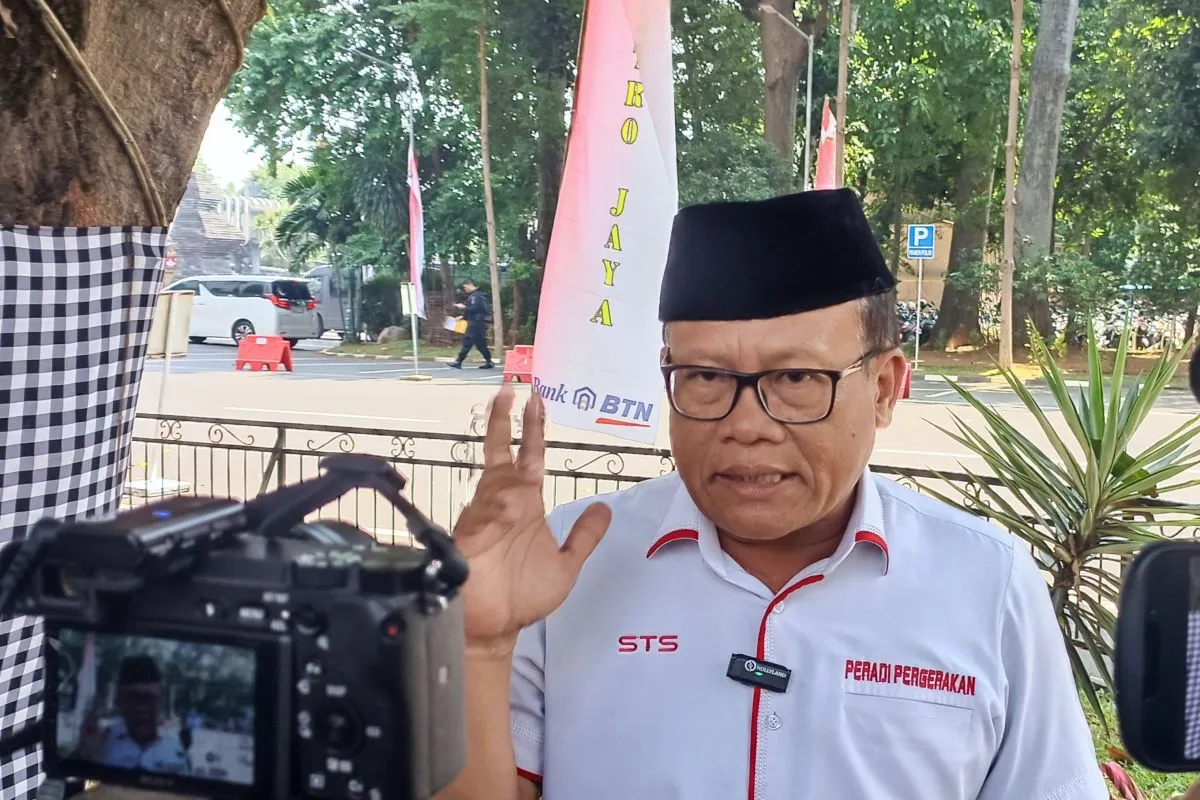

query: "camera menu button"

left=236, top=604, right=268, bottom=626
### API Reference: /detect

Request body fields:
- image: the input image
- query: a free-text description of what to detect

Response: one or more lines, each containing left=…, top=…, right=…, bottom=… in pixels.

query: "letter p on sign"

left=906, top=224, right=936, bottom=260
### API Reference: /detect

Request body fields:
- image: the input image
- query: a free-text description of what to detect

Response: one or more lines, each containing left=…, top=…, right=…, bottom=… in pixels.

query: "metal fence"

left=125, top=412, right=993, bottom=544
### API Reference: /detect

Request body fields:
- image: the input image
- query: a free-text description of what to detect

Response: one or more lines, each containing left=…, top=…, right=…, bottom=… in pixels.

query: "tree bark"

left=933, top=112, right=999, bottom=348
left=999, top=0, right=1024, bottom=368
left=478, top=14, right=505, bottom=352
left=1013, top=0, right=1081, bottom=343
left=760, top=0, right=805, bottom=172
left=742, top=1, right=828, bottom=185
left=0, top=0, right=266, bottom=226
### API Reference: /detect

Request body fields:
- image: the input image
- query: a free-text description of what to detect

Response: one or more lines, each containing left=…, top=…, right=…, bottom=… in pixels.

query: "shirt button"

left=766, top=712, right=782, bottom=731
left=772, top=602, right=786, bottom=615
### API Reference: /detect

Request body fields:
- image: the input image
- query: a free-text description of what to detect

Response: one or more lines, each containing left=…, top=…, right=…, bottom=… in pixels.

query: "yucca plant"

left=926, top=322, right=1200, bottom=724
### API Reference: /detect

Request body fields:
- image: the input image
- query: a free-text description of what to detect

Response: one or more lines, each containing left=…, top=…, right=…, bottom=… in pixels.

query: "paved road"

left=143, top=340, right=503, bottom=384
left=146, top=340, right=1200, bottom=410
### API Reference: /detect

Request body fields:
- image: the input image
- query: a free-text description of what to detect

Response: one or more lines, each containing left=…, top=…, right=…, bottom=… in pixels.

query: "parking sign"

left=906, top=224, right=937, bottom=260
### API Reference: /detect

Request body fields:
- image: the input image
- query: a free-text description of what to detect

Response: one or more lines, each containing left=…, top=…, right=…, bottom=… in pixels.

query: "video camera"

left=0, top=454, right=468, bottom=800
left=1116, top=354, right=1200, bottom=772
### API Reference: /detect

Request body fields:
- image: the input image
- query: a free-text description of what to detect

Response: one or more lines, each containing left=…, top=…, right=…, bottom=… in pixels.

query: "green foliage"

left=677, top=128, right=792, bottom=206
left=359, top=272, right=406, bottom=336
left=1127, top=200, right=1200, bottom=317
left=924, top=324, right=1200, bottom=724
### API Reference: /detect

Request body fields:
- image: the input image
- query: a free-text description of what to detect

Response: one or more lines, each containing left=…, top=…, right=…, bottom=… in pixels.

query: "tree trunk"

left=759, top=0, right=806, bottom=177
left=933, top=112, right=999, bottom=348
left=835, top=0, right=852, bottom=187
left=747, top=1, right=827, bottom=187
left=478, top=13, right=505, bottom=352
left=1186, top=307, right=1198, bottom=342
left=0, top=0, right=266, bottom=226
left=1013, top=0, right=1081, bottom=343
left=999, top=0, right=1024, bottom=368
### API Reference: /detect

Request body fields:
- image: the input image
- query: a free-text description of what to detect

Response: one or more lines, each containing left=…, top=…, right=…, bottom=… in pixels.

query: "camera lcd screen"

left=1186, top=558, right=1200, bottom=759
left=54, top=629, right=257, bottom=786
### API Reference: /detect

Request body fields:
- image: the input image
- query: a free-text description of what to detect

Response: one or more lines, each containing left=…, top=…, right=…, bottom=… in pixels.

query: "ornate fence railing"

left=125, top=413, right=994, bottom=545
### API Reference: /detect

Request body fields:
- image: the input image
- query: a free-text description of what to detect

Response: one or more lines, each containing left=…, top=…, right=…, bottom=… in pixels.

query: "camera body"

left=0, top=455, right=468, bottom=800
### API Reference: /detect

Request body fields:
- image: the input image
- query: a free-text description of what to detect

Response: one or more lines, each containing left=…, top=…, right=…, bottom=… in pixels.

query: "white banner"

left=532, top=0, right=677, bottom=444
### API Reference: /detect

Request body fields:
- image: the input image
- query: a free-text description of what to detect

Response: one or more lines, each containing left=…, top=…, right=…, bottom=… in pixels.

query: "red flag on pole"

left=814, top=97, right=838, bottom=190
left=407, top=132, right=427, bottom=319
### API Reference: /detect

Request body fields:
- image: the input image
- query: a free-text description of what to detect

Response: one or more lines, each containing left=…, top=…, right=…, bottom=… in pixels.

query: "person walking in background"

left=451, top=280, right=495, bottom=369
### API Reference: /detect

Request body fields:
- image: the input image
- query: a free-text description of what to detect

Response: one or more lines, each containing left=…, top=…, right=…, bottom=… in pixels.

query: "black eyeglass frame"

left=659, top=350, right=879, bottom=425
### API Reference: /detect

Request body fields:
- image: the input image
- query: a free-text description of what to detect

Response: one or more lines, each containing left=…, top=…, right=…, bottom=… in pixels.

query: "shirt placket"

left=750, top=575, right=822, bottom=800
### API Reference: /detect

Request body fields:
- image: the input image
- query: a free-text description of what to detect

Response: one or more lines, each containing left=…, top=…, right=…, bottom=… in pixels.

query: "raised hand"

left=453, top=385, right=611, bottom=656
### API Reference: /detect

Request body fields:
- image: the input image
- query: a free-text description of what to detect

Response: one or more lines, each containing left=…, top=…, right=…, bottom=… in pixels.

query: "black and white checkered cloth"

left=0, top=226, right=167, bottom=800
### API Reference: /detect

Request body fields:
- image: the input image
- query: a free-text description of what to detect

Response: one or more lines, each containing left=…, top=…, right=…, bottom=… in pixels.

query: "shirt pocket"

left=840, top=681, right=981, bottom=785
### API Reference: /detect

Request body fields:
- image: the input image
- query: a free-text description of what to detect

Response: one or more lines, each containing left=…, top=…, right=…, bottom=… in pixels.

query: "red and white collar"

left=645, top=469, right=890, bottom=576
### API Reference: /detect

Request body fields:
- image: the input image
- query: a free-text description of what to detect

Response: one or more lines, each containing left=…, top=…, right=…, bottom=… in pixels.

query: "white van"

left=163, top=275, right=322, bottom=345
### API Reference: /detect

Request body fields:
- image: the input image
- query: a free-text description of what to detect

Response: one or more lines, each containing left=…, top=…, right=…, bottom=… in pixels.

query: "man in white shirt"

left=436, top=189, right=1106, bottom=799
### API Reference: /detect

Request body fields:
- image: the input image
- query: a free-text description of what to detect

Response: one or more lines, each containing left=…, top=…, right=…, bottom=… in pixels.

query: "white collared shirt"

left=98, top=717, right=191, bottom=775
left=509, top=470, right=1106, bottom=800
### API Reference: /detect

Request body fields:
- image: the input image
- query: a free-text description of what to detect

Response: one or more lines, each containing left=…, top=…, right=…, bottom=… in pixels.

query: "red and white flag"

left=406, top=132, right=427, bottom=319
left=531, top=0, right=677, bottom=444
left=814, top=97, right=838, bottom=190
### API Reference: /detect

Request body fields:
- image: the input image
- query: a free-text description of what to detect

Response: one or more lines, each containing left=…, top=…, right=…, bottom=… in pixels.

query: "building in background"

left=165, top=172, right=283, bottom=281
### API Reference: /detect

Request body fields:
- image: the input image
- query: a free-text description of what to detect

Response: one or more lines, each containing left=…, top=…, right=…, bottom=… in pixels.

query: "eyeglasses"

left=660, top=353, right=874, bottom=425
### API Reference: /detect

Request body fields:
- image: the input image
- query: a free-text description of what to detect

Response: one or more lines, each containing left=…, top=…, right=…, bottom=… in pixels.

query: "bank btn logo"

left=572, top=387, right=597, bottom=411
left=533, top=378, right=654, bottom=429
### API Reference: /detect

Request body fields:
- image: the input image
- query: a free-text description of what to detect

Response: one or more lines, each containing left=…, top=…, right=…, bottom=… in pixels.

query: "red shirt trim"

left=645, top=528, right=699, bottom=558
left=517, top=767, right=543, bottom=784
left=853, top=529, right=890, bottom=574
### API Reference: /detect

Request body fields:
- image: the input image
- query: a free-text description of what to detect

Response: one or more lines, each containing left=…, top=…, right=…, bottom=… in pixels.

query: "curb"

left=327, top=351, right=394, bottom=361
left=327, top=351, right=461, bottom=364
left=913, top=374, right=990, bottom=385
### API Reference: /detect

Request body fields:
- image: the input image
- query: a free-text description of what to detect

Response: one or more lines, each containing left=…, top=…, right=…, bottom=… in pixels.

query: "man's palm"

left=453, top=387, right=610, bottom=651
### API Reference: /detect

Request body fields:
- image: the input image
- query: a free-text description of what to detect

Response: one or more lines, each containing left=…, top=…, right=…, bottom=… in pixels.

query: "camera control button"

left=321, top=708, right=362, bottom=754
left=306, top=772, right=328, bottom=795
left=293, top=605, right=325, bottom=636
left=236, top=604, right=268, bottom=626
left=347, top=778, right=365, bottom=799
left=198, top=600, right=225, bottom=620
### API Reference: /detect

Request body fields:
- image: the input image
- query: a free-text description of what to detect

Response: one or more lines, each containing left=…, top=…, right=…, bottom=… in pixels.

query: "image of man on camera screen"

left=74, top=655, right=191, bottom=776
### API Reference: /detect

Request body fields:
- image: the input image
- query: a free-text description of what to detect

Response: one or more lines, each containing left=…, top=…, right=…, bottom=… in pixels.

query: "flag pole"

left=410, top=129, right=420, bottom=377
left=402, top=126, right=432, bottom=382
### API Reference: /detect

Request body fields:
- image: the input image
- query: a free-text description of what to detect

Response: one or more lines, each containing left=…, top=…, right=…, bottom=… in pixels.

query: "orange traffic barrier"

left=503, top=345, right=534, bottom=383
left=899, top=361, right=912, bottom=399
left=235, top=335, right=293, bottom=372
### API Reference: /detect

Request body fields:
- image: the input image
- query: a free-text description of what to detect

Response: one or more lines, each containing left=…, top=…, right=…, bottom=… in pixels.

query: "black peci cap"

left=117, top=654, right=162, bottom=685
left=658, top=188, right=895, bottom=322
